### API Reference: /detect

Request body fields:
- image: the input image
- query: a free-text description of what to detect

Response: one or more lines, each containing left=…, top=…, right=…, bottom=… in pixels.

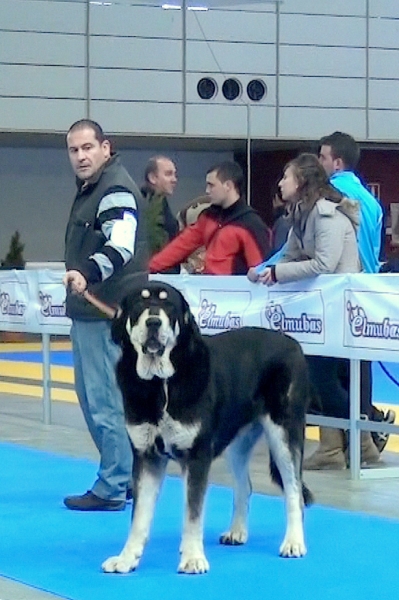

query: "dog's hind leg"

left=220, top=422, right=263, bottom=546
left=261, top=416, right=307, bottom=558
left=102, top=453, right=168, bottom=574
left=178, top=452, right=213, bottom=574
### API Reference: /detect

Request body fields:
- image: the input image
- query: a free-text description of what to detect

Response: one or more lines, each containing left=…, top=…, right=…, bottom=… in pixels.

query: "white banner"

left=152, top=273, right=399, bottom=362
left=0, top=270, right=69, bottom=335
left=1, top=270, right=399, bottom=362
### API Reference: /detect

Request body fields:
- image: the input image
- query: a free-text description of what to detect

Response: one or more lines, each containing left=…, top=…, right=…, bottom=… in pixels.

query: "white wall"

left=0, top=146, right=232, bottom=263
left=1, top=0, right=398, bottom=142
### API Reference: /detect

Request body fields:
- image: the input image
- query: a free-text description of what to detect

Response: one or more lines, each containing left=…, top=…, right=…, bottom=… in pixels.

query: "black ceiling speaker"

left=197, top=77, right=217, bottom=100
left=221, top=78, right=241, bottom=101
left=247, top=79, right=267, bottom=102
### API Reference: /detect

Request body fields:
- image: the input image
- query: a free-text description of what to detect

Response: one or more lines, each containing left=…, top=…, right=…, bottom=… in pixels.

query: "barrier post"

left=41, top=333, right=52, bottom=425
left=348, top=358, right=361, bottom=479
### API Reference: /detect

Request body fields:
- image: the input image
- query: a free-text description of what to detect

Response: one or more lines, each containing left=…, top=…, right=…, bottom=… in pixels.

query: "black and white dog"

left=102, top=280, right=313, bottom=575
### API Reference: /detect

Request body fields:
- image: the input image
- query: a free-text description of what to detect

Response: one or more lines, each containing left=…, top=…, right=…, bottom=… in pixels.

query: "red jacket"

left=149, top=199, right=271, bottom=275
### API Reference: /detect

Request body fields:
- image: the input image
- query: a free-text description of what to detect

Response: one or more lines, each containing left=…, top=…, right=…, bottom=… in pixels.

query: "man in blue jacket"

left=318, top=131, right=382, bottom=273
left=313, top=131, right=394, bottom=461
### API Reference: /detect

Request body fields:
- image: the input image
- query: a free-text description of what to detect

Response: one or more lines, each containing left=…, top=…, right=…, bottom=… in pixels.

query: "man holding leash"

left=149, top=161, right=271, bottom=275
left=63, top=119, right=148, bottom=510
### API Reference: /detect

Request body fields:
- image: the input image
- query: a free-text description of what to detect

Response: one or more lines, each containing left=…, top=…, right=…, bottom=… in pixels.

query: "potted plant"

left=0, top=231, right=25, bottom=341
left=1, top=230, right=25, bottom=269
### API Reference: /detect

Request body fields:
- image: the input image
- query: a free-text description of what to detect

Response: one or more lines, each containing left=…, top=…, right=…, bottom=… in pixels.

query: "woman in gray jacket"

left=248, top=153, right=380, bottom=470
left=249, top=153, right=360, bottom=284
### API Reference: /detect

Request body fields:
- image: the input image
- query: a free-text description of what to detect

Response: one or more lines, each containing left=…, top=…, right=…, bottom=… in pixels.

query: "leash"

left=82, top=289, right=118, bottom=320
left=377, top=360, right=399, bottom=390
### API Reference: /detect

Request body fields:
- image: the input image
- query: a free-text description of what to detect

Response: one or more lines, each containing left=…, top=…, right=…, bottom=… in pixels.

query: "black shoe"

left=372, top=409, right=396, bottom=454
left=63, top=491, right=126, bottom=512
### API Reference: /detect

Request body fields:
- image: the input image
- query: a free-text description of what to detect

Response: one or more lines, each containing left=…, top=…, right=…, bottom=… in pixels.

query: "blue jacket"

left=256, top=171, right=382, bottom=274
left=329, top=171, right=382, bottom=273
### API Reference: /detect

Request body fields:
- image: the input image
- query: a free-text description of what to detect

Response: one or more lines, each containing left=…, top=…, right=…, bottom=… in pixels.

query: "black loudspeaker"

left=197, top=77, right=267, bottom=102
left=222, top=78, right=242, bottom=100
left=197, top=77, right=218, bottom=100
left=247, top=79, right=267, bottom=102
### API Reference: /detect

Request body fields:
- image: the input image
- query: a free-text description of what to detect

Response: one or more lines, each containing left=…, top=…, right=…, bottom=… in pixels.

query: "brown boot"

left=361, top=432, right=380, bottom=465
left=344, top=431, right=380, bottom=466
left=303, top=427, right=346, bottom=470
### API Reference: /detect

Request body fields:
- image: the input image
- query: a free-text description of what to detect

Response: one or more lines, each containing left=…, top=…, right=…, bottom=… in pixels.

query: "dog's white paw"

left=102, top=553, right=140, bottom=574
left=178, top=554, right=210, bottom=574
left=219, top=527, right=248, bottom=545
left=279, top=537, right=307, bottom=558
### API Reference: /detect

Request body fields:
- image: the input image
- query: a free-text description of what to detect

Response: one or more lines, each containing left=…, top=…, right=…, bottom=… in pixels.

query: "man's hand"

left=63, top=270, right=88, bottom=294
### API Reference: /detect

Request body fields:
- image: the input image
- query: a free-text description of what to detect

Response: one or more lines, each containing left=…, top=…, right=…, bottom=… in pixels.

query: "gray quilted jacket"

left=275, top=197, right=361, bottom=283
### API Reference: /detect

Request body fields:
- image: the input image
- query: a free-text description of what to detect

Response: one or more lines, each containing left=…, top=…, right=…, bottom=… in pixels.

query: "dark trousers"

left=306, top=357, right=384, bottom=421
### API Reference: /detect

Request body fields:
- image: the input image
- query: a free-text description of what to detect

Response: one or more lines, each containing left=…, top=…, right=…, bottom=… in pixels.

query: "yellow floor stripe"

left=0, top=380, right=77, bottom=403
left=0, top=341, right=71, bottom=352
left=0, top=361, right=74, bottom=384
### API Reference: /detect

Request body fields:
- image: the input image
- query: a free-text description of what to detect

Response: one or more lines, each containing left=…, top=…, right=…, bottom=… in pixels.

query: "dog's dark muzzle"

left=142, top=316, right=165, bottom=356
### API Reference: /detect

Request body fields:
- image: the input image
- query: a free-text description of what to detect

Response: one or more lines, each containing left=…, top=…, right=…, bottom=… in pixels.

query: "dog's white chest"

left=127, top=413, right=201, bottom=456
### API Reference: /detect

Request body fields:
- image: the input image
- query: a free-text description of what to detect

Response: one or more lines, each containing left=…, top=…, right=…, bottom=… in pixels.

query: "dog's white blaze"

left=261, top=415, right=306, bottom=557
left=160, top=412, right=201, bottom=455
left=127, top=422, right=157, bottom=452
left=128, top=307, right=177, bottom=380
left=127, top=412, right=201, bottom=454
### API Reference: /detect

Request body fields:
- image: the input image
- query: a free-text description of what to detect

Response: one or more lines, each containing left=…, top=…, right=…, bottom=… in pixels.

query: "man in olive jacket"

left=63, top=119, right=148, bottom=511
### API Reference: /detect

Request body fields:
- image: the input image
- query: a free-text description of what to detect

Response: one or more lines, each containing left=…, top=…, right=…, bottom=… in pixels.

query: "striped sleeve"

left=81, top=190, right=138, bottom=284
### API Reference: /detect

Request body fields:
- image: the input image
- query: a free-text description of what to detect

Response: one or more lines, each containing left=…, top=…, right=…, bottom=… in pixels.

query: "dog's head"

left=112, top=280, right=199, bottom=380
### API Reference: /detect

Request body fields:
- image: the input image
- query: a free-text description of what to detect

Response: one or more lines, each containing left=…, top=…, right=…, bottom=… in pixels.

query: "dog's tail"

left=301, top=482, right=314, bottom=507
left=270, top=459, right=314, bottom=507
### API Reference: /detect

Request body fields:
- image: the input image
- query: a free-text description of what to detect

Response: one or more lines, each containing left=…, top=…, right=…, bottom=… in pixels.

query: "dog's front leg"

left=102, top=453, right=167, bottom=574
left=178, top=453, right=211, bottom=574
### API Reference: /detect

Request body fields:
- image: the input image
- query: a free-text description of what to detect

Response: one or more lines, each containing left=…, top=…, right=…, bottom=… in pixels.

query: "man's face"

left=318, top=144, right=337, bottom=177
left=149, top=158, right=177, bottom=196
left=67, top=127, right=111, bottom=181
left=205, top=170, right=230, bottom=208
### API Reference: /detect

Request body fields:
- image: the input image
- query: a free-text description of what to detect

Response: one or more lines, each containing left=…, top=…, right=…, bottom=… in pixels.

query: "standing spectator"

left=63, top=119, right=148, bottom=510
left=149, top=161, right=271, bottom=275
left=318, top=131, right=382, bottom=273
left=248, top=153, right=380, bottom=469
left=319, top=131, right=395, bottom=455
left=141, top=155, right=179, bottom=273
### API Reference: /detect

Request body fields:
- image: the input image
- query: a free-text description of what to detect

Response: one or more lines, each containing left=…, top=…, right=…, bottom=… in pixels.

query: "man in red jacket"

left=149, top=161, right=271, bottom=275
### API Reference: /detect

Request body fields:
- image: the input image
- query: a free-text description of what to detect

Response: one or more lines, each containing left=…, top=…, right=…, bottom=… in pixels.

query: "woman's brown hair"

left=285, top=153, right=343, bottom=210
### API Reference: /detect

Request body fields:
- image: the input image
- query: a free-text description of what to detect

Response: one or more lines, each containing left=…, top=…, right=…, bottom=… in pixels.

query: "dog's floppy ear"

left=178, top=291, right=201, bottom=340
left=111, top=302, right=129, bottom=347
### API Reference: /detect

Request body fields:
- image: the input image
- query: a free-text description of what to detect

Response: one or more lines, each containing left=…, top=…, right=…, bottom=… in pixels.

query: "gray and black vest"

left=65, top=154, right=149, bottom=320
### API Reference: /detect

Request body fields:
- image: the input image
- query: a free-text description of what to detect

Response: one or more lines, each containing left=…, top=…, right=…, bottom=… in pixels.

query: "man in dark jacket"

left=141, top=155, right=179, bottom=273
left=63, top=119, right=148, bottom=511
left=149, top=161, right=271, bottom=275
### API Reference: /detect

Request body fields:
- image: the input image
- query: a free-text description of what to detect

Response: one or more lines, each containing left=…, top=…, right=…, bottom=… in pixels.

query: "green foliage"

left=1, top=230, right=25, bottom=268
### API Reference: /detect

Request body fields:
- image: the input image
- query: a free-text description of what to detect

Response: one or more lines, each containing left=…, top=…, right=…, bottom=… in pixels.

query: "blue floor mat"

left=0, top=350, right=73, bottom=366
left=372, top=361, right=399, bottom=405
left=0, top=442, right=398, bottom=600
